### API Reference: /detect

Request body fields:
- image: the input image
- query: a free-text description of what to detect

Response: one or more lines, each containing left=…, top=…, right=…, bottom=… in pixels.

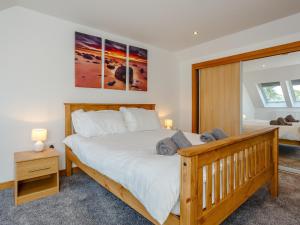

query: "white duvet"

left=64, top=129, right=203, bottom=224
left=243, top=119, right=300, bottom=141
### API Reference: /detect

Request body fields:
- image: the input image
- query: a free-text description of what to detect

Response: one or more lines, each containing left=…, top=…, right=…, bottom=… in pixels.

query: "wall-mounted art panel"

left=129, top=46, right=148, bottom=91
left=104, top=40, right=127, bottom=90
left=75, top=32, right=102, bottom=88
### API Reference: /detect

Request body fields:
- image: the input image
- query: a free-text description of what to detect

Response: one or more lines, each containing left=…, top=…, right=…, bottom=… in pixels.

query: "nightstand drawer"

left=16, top=157, right=58, bottom=180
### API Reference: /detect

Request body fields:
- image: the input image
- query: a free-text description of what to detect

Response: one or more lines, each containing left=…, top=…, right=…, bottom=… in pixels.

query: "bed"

left=64, top=103, right=279, bottom=225
left=243, top=119, right=300, bottom=146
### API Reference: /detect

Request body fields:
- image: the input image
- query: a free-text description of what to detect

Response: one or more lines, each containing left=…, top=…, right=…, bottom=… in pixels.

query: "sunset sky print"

left=105, top=40, right=127, bottom=59
left=129, top=46, right=147, bottom=64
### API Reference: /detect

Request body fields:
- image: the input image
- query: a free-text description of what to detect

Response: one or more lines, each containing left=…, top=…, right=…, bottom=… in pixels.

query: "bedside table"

left=14, top=148, right=59, bottom=205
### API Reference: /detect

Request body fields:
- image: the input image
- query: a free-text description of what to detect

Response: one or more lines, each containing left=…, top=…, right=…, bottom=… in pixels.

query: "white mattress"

left=243, top=119, right=300, bottom=141
left=64, top=129, right=203, bottom=224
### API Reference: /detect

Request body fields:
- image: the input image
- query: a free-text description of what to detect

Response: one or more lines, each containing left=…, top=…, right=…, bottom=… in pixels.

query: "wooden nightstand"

left=14, top=148, right=59, bottom=205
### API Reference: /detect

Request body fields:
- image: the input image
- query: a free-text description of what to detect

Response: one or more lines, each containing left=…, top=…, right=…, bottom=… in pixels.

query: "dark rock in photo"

left=114, top=66, right=133, bottom=84
left=107, top=81, right=116, bottom=86
left=129, top=67, right=133, bottom=84
left=115, top=66, right=126, bottom=83
left=83, top=53, right=94, bottom=60
left=107, top=64, right=115, bottom=70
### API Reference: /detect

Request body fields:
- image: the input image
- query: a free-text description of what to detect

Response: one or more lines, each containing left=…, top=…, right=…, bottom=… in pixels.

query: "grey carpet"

left=0, top=171, right=299, bottom=225
left=279, top=144, right=300, bottom=170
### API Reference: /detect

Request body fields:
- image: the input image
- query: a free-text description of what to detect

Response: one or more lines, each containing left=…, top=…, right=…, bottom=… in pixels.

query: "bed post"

left=65, top=104, right=73, bottom=176
left=270, top=128, right=279, bottom=197
left=180, top=156, right=198, bottom=225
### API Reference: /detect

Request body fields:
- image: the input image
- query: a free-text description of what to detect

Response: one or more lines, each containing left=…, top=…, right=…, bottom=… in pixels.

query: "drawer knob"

left=29, top=167, right=51, bottom=173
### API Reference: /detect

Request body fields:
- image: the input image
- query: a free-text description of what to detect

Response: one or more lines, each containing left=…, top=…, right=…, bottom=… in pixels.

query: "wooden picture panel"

left=129, top=46, right=148, bottom=91
left=75, top=32, right=102, bottom=88
left=104, top=40, right=127, bottom=90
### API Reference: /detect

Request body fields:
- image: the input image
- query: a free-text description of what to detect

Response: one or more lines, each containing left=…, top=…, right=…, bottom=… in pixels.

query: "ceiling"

left=2, top=0, right=300, bottom=51
left=243, top=51, right=300, bottom=72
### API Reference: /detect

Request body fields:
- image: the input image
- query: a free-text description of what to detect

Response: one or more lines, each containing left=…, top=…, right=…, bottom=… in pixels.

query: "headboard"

left=64, top=103, right=156, bottom=137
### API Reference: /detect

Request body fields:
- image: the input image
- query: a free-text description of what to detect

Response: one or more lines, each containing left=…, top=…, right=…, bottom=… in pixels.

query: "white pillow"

left=71, top=110, right=127, bottom=137
left=120, top=107, right=161, bottom=131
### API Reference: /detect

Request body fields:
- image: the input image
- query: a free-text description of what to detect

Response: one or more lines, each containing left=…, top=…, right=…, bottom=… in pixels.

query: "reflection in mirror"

left=242, top=51, right=300, bottom=174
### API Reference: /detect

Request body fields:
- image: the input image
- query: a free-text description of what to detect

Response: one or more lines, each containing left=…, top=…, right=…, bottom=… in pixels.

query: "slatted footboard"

left=178, top=127, right=278, bottom=225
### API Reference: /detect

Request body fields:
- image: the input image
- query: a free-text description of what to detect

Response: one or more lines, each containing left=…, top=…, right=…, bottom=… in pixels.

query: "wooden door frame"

left=191, top=41, right=300, bottom=133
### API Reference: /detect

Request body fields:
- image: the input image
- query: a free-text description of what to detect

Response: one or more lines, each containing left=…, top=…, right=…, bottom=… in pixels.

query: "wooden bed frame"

left=279, top=139, right=300, bottom=146
left=65, top=103, right=279, bottom=225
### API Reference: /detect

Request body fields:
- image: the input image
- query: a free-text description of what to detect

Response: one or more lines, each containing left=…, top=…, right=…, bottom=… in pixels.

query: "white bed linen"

left=64, top=129, right=203, bottom=224
left=243, top=119, right=300, bottom=141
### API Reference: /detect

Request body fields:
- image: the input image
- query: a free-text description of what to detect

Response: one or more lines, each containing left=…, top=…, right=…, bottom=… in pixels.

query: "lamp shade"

left=164, top=119, right=173, bottom=129
left=31, top=129, right=47, bottom=142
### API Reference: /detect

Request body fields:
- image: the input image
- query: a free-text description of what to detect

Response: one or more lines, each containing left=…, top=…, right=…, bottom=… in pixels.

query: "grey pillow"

left=211, top=128, right=228, bottom=140
left=171, top=130, right=192, bottom=149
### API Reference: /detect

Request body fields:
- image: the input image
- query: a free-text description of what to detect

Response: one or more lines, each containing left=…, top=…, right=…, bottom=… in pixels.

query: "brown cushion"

left=285, top=114, right=299, bottom=122
left=270, top=120, right=279, bottom=125
left=277, top=117, right=292, bottom=126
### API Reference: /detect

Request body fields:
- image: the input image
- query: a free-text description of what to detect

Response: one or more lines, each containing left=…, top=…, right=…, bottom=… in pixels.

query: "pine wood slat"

left=215, top=160, right=221, bottom=204
left=206, top=164, right=213, bottom=210
left=222, top=158, right=228, bottom=199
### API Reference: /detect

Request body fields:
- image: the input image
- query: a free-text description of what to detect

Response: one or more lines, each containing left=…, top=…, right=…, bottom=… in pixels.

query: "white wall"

left=254, top=108, right=300, bottom=120
left=0, top=7, right=180, bottom=182
left=242, top=84, right=255, bottom=119
left=176, top=12, right=300, bottom=132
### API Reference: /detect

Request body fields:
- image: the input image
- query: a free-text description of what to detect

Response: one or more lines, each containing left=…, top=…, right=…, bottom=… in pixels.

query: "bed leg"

left=66, top=148, right=73, bottom=177
left=269, top=128, right=279, bottom=198
left=269, top=178, right=278, bottom=198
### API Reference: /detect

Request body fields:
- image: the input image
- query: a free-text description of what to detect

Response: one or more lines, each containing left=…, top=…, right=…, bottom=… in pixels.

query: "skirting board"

left=0, top=181, right=14, bottom=191
left=279, top=165, right=300, bottom=174
left=0, top=167, right=80, bottom=191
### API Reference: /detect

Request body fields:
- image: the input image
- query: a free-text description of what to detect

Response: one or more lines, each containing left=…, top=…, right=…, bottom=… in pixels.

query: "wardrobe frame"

left=192, top=41, right=300, bottom=134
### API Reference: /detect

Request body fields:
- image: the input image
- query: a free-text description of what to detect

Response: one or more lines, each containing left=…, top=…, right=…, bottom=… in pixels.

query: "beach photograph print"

left=104, top=40, right=127, bottom=90
left=75, top=32, right=102, bottom=88
left=129, top=46, right=147, bottom=91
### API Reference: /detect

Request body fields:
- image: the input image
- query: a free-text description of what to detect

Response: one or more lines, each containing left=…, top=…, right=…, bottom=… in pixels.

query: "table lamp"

left=31, top=129, right=47, bottom=152
left=164, top=119, right=173, bottom=129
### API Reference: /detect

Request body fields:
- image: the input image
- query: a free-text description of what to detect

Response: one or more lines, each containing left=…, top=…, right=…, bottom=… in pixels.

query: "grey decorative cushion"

left=171, top=130, right=192, bottom=149
left=200, top=132, right=216, bottom=143
left=211, top=128, right=228, bottom=140
left=156, top=137, right=179, bottom=155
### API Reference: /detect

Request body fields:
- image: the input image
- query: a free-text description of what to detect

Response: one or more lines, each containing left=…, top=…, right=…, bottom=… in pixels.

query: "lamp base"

left=34, top=141, right=44, bottom=152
